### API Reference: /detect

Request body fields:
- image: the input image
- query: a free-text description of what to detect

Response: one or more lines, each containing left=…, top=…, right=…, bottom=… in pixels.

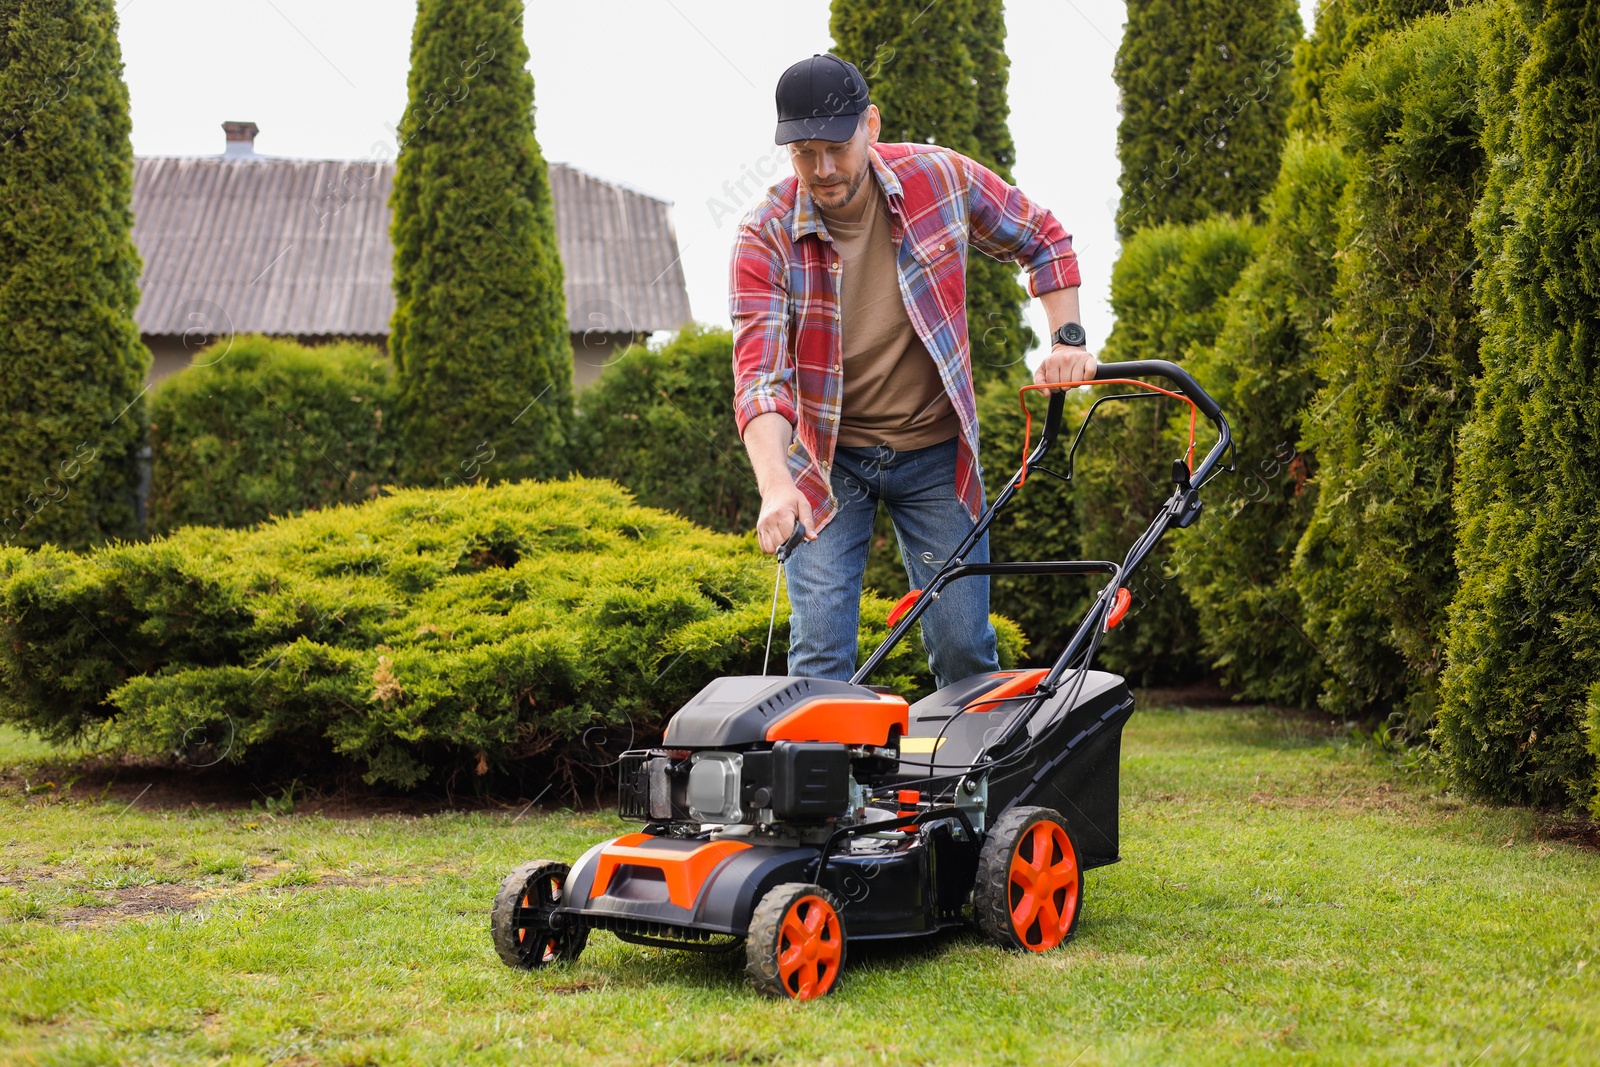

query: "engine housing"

left=619, top=741, right=851, bottom=825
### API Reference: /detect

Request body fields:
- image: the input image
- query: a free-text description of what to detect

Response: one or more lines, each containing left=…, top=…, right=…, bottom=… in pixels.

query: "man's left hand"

left=1034, top=345, right=1098, bottom=390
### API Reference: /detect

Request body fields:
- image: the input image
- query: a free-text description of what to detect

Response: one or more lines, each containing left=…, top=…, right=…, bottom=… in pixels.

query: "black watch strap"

left=1053, top=321, right=1088, bottom=348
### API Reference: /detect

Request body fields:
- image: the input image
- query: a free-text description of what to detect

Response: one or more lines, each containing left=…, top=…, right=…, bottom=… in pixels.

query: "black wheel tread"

left=491, top=859, right=587, bottom=968
left=744, top=882, right=847, bottom=999
left=973, top=805, right=1082, bottom=950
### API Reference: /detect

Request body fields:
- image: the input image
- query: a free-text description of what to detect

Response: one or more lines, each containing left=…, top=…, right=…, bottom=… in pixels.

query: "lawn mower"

left=491, top=359, right=1232, bottom=999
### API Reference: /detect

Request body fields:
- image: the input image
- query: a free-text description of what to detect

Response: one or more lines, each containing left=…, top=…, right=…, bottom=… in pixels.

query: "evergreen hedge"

left=389, top=0, right=571, bottom=487
left=0, top=480, right=1023, bottom=789
left=1114, top=0, right=1302, bottom=234
left=1178, top=136, right=1346, bottom=707
left=0, top=0, right=148, bottom=550
left=1292, top=7, right=1487, bottom=726
left=1074, top=217, right=1261, bottom=683
left=1438, top=0, right=1599, bottom=811
left=1287, top=0, right=1349, bottom=137
left=148, top=337, right=399, bottom=533
left=573, top=326, right=758, bottom=535
left=1289, top=0, right=1458, bottom=138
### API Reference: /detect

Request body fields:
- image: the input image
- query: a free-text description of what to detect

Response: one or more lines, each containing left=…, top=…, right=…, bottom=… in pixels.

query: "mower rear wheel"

left=491, top=860, right=588, bottom=969
left=974, top=806, right=1083, bottom=952
left=745, top=882, right=847, bottom=1000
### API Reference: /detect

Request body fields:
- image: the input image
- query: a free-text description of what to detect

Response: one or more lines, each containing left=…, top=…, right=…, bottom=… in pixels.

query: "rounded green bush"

left=149, top=336, right=399, bottom=533
left=0, top=479, right=1022, bottom=788
left=572, top=326, right=757, bottom=535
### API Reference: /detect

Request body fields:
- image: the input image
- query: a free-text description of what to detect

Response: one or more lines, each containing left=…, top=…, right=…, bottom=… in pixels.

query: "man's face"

left=787, top=106, right=880, bottom=213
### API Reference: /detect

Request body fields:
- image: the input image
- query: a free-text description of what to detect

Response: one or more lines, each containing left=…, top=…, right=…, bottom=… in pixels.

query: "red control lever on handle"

left=886, top=589, right=922, bottom=629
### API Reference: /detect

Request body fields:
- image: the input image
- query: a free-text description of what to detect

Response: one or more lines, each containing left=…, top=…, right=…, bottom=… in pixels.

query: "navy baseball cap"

left=774, top=54, right=871, bottom=144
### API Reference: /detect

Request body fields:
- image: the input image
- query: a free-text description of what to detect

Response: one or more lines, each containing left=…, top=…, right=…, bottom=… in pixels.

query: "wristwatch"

left=1052, top=321, right=1088, bottom=349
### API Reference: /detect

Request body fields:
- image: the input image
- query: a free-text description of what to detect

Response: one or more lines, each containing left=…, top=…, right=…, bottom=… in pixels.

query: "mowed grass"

left=1, top=708, right=1597, bottom=1066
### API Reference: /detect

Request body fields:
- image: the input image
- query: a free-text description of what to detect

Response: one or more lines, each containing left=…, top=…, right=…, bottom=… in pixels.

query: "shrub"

left=1589, top=685, right=1600, bottom=818
left=572, top=327, right=757, bottom=535
left=148, top=337, right=399, bottom=532
left=1074, top=217, right=1261, bottom=684
left=1292, top=7, right=1487, bottom=726
left=1114, top=0, right=1301, bottom=234
left=0, top=480, right=1022, bottom=790
left=1437, top=0, right=1598, bottom=810
left=389, top=0, right=571, bottom=487
left=1177, top=136, right=1347, bottom=707
left=0, top=0, right=148, bottom=550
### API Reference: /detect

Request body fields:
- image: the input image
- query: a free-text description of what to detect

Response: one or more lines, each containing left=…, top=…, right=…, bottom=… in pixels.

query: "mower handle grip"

left=1094, top=359, right=1224, bottom=425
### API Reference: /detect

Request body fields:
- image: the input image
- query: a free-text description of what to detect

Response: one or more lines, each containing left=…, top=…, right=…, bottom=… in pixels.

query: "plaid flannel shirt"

left=730, top=142, right=1081, bottom=532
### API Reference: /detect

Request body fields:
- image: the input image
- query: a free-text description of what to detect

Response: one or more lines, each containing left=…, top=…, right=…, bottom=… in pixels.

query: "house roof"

left=130, top=156, right=692, bottom=339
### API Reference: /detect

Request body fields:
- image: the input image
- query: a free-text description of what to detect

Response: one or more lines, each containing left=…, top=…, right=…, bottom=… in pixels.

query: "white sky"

left=119, top=0, right=1316, bottom=363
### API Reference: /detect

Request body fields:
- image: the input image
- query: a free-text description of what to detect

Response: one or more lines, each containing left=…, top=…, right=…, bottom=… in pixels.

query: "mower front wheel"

left=745, top=882, right=847, bottom=1000
left=491, top=860, right=588, bottom=969
left=974, top=805, right=1083, bottom=952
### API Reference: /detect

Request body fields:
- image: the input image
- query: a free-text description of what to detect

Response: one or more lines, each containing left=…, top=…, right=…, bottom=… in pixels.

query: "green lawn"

left=1, top=708, right=1596, bottom=1066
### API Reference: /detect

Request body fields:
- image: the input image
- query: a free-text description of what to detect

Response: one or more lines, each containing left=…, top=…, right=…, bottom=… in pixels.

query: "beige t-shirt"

left=819, top=180, right=961, bottom=451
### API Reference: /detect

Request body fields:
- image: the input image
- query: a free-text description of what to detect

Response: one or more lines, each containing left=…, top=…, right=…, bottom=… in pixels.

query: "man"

left=730, top=53, right=1096, bottom=687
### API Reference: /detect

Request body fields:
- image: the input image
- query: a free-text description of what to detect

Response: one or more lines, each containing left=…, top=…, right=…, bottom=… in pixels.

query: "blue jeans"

left=785, top=437, right=1000, bottom=688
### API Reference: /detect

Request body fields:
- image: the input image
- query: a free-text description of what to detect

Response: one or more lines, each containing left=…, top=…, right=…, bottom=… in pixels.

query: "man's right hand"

left=756, top=482, right=816, bottom=555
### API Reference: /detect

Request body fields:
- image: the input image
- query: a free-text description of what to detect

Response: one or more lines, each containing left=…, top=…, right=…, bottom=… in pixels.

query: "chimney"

left=222, top=121, right=260, bottom=160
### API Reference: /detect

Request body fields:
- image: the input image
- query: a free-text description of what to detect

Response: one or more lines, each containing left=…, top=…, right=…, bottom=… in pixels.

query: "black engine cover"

left=662, top=676, right=876, bottom=747
left=769, top=741, right=849, bottom=817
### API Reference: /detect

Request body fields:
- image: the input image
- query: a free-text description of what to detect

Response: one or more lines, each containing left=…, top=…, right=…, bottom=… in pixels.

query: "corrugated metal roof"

left=131, top=156, right=692, bottom=338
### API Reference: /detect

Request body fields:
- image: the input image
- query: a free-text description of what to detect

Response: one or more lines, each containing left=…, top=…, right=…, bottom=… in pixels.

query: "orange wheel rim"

left=775, top=895, right=843, bottom=999
left=1007, top=821, right=1079, bottom=951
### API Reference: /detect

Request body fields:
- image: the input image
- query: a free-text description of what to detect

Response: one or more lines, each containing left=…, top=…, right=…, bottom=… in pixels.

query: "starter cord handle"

left=776, top=522, right=806, bottom=564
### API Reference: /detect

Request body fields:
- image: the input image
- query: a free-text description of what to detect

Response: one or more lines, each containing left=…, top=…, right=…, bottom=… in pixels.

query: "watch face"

left=1056, top=322, right=1086, bottom=347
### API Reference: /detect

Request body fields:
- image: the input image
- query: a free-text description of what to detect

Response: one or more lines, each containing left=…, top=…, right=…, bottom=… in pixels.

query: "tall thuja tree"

left=1077, top=218, right=1260, bottom=683
left=1176, top=138, right=1346, bottom=707
left=390, top=0, right=570, bottom=486
left=1287, top=0, right=1350, bottom=136
left=1179, top=0, right=1351, bottom=703
left=1114, top=0, right=1302, bottom=235
left=1439, top=0, right=1599, bottom=810
left=962, top=0, right=1035, bottom=386
left=1289, top=0, right=1461, bottom=140
left=1292, top=7, right=1489, bottom=726
left=1093, top=0, right=1296, bottom=681
left=830, top=0, right=1032, bottom=389
left=0, top=0, right=147, bottom=549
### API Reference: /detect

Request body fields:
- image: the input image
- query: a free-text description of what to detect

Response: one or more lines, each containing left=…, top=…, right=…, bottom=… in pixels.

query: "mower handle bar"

left=1023, top=359, right=1231, bottom=491
left=848, top=358, right=1233, bottom=687
left=1094, top=360, right=1224, bottom=423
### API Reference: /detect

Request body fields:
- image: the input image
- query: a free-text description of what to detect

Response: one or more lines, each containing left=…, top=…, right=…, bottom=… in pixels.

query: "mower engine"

left=616, top=675, right=908, bottom=832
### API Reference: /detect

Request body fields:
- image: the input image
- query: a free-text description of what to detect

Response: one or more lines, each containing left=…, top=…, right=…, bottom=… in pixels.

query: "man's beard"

left=810, top=165, right=868, bottom=210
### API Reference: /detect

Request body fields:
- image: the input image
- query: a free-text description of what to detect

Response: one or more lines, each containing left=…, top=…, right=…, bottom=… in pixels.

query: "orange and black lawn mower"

left=491, top=360, right=1232, bottom=1000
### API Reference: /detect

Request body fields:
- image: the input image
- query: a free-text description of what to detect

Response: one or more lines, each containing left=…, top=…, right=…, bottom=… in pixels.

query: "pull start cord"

left=762, top=523, right=807, bottom=676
